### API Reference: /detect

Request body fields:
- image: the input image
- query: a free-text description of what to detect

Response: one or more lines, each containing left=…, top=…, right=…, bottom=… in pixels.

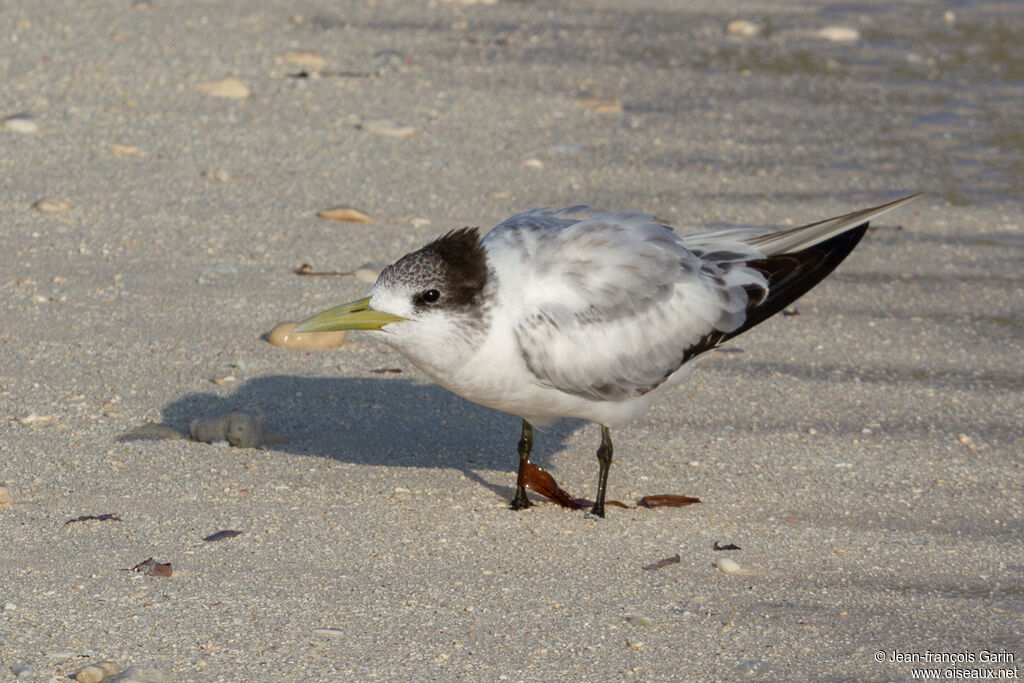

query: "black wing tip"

left=679, top=223, right=869, bottom=363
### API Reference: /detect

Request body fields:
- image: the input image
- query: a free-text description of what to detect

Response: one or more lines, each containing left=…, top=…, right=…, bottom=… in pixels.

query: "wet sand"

left=1, top=1, right=1021, bottom=680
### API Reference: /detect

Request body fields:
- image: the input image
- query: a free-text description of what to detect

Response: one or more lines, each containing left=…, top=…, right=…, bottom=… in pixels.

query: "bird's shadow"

left=152, top=374, right=583, bottom=498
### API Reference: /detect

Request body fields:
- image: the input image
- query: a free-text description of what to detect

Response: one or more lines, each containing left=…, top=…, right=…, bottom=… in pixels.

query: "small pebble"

left=0, top=485, right=12, bottom=507
left=108, top=666, right=168, bottom=683
left=10, top=665, right=31, bottom=678
left=195, top=77, right=251, bottom=99
left=628, top=640, right=645, bottom=651
left=211, top=375, right=236, bottom=385
left=361, top=118, right=415, bottom=138
left=313, top=628, right=346, bottom=638
left=354, top=263, right=382, bottom=284
left=267, top=321, right=347, bottom=350
left=211, top=262, right=237, bottom=275
left=943, top=11, right=956, bottom=28
left=2, top=114, right=38, bottom=134
left=32, top=198, right=71, bottom=213
left=317, top=206, right=372, bottom=223
left=410, top=217, right=432, bottom=228
left=190, top=412, right=264, bottom=448
left=202, top=169, right=231, bottom=182
left=276, top=50, right=327, bottom=71
left=716, top=558, right=741, bottom=574
left=75, top=661, right=121, bottom=683
left=816, top=26, right=860, bottom=42
left=522, top=158, right=544, bottom=169
left=3, top=602, right=16, bottom=610
left=574, top=96, right=622, bottom=113
left=957, top=433, right=976, bottom=450
left=628, top=614, right=654, bottom=627
left=727, top=19, right=760, bottom=37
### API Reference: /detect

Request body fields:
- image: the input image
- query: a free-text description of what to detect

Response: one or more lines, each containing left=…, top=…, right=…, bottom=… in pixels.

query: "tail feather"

left=747, top=193, right=922, bottom=255
left=681, top=194, right=922, bottom=361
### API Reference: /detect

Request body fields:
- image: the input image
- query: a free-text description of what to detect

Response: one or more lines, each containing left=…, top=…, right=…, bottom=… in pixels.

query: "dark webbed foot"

left=509, top=419, right=534, bottom=510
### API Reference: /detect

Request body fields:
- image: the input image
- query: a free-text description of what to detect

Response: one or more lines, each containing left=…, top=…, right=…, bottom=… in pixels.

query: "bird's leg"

left=509, top=419, right=534, bottom=510
left=591, top=425, right=614, bottom=518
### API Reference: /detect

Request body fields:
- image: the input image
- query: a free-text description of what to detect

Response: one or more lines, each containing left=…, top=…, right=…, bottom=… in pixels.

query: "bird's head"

left=293, top=228, right=491, bottom=370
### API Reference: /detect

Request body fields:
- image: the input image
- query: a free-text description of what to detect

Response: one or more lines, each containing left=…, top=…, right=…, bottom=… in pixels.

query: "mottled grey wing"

left=510, top=212, right=765, bottom=401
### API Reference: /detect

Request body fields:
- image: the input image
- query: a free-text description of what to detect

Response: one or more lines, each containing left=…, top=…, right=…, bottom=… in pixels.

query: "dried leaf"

left=636, top=494, right=701, bottom=508
left=643, top=554, right=681, bottom=571
left=203, top=529, right=243, bottom=542
left=64, top=513, right=122, bottom=525
left=132, top=557, right=172, bottom=577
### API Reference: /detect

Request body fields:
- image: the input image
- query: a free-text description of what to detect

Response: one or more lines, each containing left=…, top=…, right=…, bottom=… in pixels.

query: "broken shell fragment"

left=32, top=198, right=71, bottom=213
left=276, top=50, right=327, bottom=71
left=195, top=77, right=251, bottom=99
left=361, top=118, right=415, bottom=138
left=317, top=206, right=372, bottom=223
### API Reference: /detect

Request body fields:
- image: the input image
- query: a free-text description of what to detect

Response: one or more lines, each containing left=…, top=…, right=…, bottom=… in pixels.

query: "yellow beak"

left=292, top=297, right=406, bottom=333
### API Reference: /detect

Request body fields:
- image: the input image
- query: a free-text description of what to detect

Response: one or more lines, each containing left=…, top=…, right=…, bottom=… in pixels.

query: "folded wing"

left=498, top=195, right=920, bottom=402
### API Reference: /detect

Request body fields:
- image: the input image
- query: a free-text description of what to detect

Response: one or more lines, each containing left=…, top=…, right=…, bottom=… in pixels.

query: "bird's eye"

left=419, top=289, right=441, bottom=304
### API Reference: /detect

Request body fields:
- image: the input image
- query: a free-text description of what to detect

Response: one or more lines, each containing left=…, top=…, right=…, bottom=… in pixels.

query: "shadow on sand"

left=153, top=374, right=584, bottom=476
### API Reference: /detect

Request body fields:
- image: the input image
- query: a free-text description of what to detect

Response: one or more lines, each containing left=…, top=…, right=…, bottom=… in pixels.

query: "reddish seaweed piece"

left=637, top=494, right=701, bottom=508
left=521, top=464, right=700, bottom=512
left=520, top=462, right=583, bottom=509
left=643, top=554, right=681, bottom=571
left=132, top=557, right=172, bottom=577
left=203, top=529, right=243, bottom=542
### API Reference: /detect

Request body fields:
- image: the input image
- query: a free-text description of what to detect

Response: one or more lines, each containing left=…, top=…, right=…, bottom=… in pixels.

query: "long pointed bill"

left=292, top=297, right=406, bottom=333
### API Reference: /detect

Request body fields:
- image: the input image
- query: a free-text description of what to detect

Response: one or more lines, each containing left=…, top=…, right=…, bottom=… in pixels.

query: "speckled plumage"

left=303, top=195, right=921, bottom=515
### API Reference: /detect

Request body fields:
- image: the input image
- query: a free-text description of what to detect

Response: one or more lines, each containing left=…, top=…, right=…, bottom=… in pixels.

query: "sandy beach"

left=1, top=0, right=1021, bottom=680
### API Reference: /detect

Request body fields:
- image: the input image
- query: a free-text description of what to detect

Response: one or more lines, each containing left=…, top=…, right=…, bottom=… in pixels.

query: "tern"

left=294, top=194, right=920, bottom=517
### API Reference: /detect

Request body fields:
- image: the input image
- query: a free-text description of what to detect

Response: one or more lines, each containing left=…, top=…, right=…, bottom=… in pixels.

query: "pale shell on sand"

left=317, top=206, right=371, bottom=223
left=195, top=77, right=251, bottom=99
left=276, top=50, right=327, bottom=71
left=361, top=118, right=416, bottom=138
left=815, top=26, right=860, bottom=42
left=715, top=558, right=742, bottom=574
left=726, top=20, right=761, bottom=37
left=32, top=198, right=71, bottom=213
left=2, top=114, right=38, bottom=134
left=268, top=321, right=347, bottom=350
